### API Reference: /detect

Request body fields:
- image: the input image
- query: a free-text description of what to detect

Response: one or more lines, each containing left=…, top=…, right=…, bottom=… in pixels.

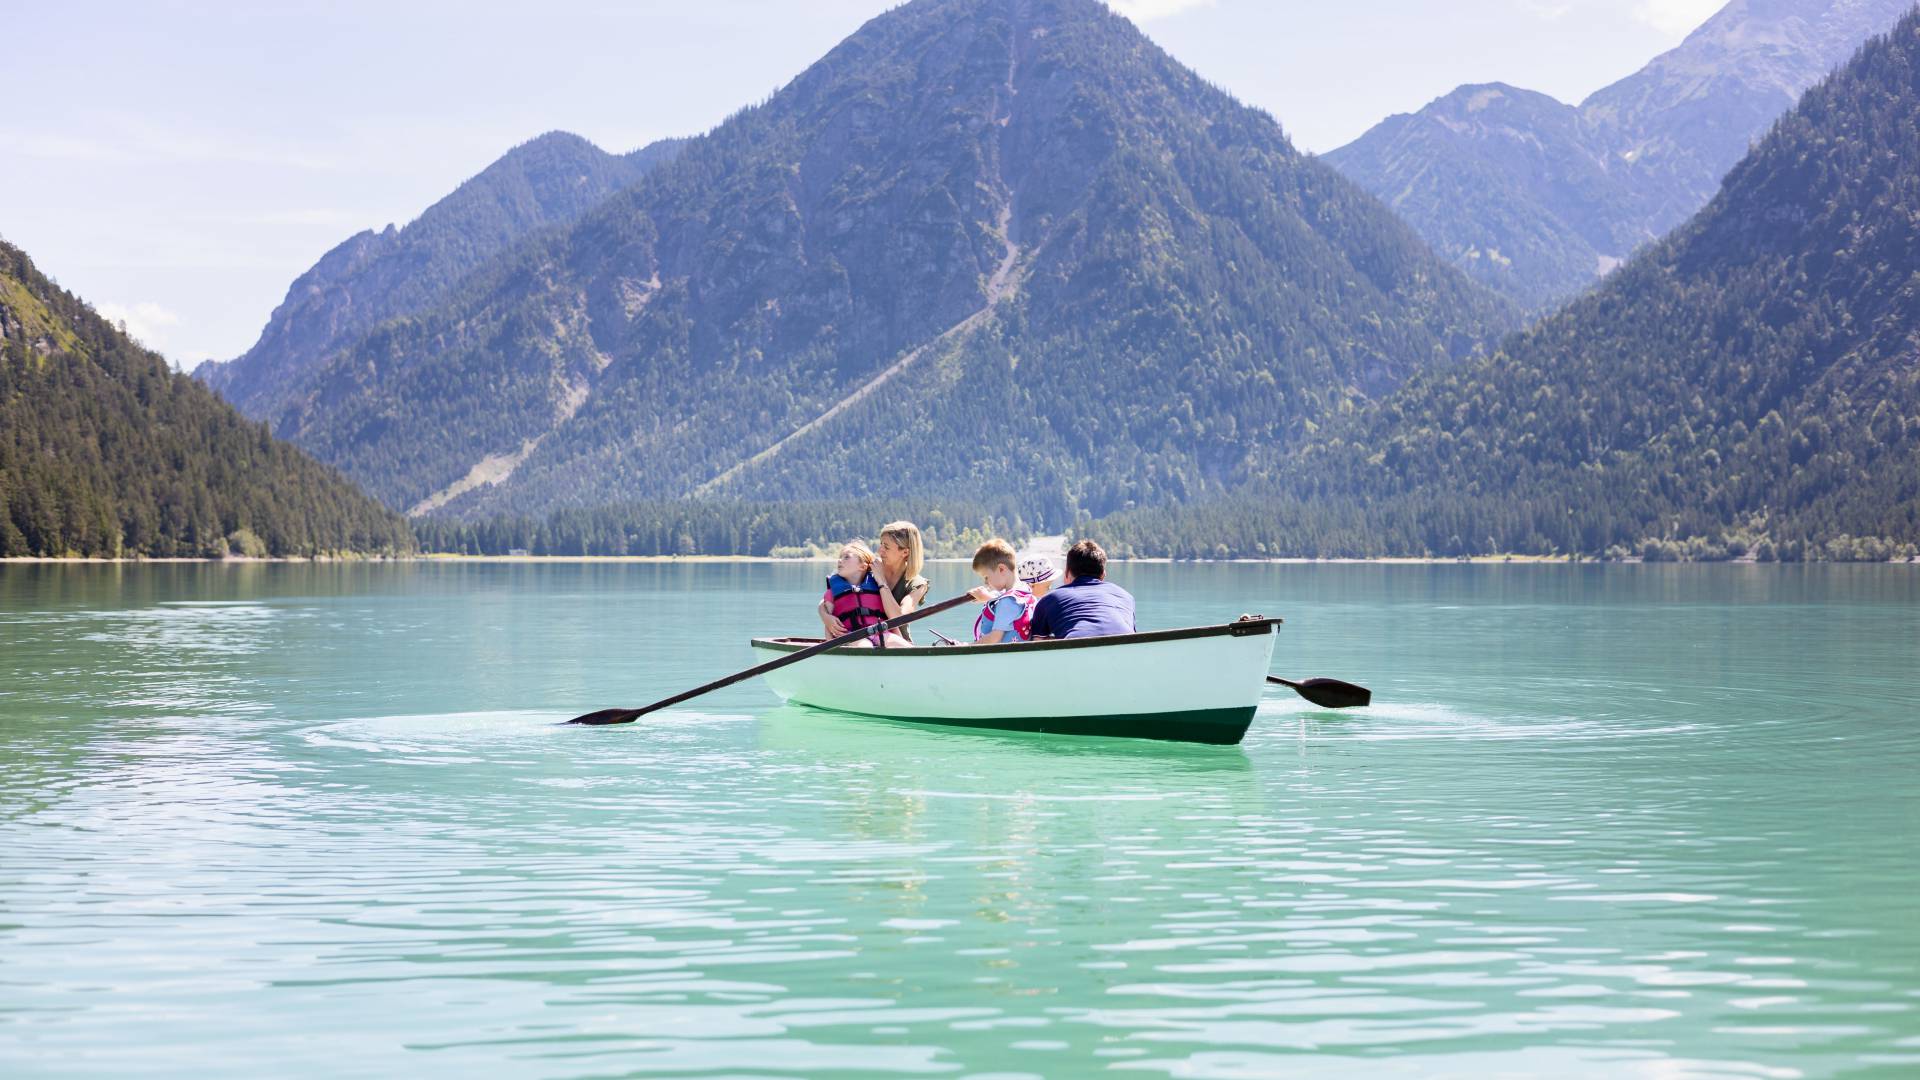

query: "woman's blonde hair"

left=838, top=540, right=876, bottom=568
left=878, top=520, right=924, bottom=582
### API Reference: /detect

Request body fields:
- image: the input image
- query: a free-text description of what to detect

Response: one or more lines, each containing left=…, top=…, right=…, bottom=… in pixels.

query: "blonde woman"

left=873, top=520, right=931, bottom=645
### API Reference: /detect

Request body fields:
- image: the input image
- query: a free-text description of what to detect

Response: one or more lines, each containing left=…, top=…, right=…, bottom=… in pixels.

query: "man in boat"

left=1027, top=539, right=1136, bottom=640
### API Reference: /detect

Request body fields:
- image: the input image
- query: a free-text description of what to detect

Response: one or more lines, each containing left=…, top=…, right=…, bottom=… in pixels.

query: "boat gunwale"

left=749, top=617, right=1281, bottom=656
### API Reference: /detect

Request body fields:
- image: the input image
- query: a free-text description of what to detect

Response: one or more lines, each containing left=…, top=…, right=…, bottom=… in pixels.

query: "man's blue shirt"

left=1029, top=577, right=1136, bottom=640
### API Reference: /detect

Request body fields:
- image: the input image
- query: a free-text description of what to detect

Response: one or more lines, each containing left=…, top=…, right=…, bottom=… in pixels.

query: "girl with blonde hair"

left=818, top=541, right=885, bottom=644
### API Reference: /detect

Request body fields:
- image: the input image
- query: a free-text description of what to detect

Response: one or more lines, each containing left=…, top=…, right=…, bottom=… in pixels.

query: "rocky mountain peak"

left=197, top=130, right=684, bottom=416
left=1326, top=0, right=1912, bottom=310
left=218, top=0, right=1511, bottom=518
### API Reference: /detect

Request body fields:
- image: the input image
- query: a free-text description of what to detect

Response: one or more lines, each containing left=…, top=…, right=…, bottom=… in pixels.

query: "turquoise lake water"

left=1, top=562, right=1916, bottom=1077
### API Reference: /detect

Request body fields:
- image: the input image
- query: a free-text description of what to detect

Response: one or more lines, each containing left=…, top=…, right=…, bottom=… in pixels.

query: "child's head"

left=970, top=539, right=1018, bottom=591
left=835, top=541, right=875, bottom=581
left=1018, top=557, right=1056, bottom=596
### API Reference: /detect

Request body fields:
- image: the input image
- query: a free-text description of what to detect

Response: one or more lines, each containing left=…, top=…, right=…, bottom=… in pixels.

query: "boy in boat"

left=966, top=539, right=1037, bottom=644
left=818, top=542, right=889, bottom=647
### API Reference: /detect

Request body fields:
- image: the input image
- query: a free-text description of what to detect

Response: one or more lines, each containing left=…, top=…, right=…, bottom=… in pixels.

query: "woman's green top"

left=890, top=575, right=930, bottom=642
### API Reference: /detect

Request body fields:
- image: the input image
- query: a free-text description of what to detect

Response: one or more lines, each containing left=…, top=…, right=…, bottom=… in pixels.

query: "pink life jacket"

left=826, top=573, right=887, bottom=635
left=973, top=587, right=1037, bottom=642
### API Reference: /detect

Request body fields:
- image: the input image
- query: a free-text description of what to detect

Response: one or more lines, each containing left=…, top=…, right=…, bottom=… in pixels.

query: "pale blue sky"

left=3, top=0, right=1719, bottom=366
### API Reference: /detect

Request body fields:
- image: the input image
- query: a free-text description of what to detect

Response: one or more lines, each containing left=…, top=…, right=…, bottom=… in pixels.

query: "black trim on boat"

left=750, top=617, right=1281, bottom=656
left=798, top=704, right=1259, bottom=746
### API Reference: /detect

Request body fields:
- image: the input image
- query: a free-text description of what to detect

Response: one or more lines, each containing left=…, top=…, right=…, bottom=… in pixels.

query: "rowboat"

left=749, top=617, right=1280, bottom=745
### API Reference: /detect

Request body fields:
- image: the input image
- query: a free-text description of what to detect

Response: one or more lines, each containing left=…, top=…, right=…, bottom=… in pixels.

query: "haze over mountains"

left=1102, top=7, right=1920, bottom=560
left=197, top=0, right=1514, bottom=524
left=1325, top=0, right=1913, bottom=310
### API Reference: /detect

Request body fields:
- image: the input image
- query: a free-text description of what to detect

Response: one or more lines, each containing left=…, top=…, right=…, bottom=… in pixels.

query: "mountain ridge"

left=195, top=129, right=685, bottom=418
left=1, top=238, right=412, bottom=558
left=1098, top=8, right=1920, bottom=559
left=1325, top=0, right=1913, bottom=309
left=221, top=0, right=1517, bottom=522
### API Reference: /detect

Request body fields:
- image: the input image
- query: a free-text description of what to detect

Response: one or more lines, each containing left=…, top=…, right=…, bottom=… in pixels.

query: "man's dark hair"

left=1065, top=539, right=1107, bottom=580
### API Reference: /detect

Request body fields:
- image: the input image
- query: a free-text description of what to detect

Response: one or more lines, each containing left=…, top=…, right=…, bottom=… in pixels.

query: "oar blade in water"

left=565, top=707, right=643, bottom=726
left=1269, top=675, right=1372, bottom=709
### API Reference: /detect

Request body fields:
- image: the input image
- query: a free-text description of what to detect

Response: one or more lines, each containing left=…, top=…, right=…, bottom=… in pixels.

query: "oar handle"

left=570, top=591, right=977, bottom=725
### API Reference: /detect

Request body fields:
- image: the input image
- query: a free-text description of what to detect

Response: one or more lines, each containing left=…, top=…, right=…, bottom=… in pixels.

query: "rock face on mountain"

left=1325, top=0, right=1912, bottom=310
left=1102, top=9, right=1920, bottom=559
left=1325, top=83, right=1645, bottom=309
left=225, top=0, right=1514, bottom=521
left=195, top=131, right=683, bottom=418
left=0, top=239, right=411, bottom=557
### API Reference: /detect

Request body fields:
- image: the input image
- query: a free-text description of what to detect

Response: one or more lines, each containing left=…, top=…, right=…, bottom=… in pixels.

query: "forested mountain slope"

left=0, top=240, right=412, bottom=557
left=195, top=131, right=684, bottom=418
left=234, top=0, right=1515, bottom=522
left=1098, top=10, right=1920, bottom=561
left=1325, top=0, right=1912, bottom=310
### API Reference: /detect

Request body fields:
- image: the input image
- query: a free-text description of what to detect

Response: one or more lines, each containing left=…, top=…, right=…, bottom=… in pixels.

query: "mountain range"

left=1100, top=7, right=1920, bottom=560
left=195, top=0, right=1516, bottom=525
left=195, top=131, right=684, bottom=419
left=1, top=239, right=411, bottom=558
left=154, top=0, right=1920, bottom=561
left=1325, top=0, right=1914, bottom=310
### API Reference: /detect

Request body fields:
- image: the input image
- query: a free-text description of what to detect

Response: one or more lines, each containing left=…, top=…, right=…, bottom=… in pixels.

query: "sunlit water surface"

left=1, top=562, right=1915, bottom=1077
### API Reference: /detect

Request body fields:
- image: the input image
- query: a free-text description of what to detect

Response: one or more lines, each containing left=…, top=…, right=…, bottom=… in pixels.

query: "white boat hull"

left=751, top=619, right=1279, bottom=745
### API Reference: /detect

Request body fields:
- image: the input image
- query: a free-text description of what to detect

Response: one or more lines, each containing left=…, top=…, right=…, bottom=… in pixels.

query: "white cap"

left=1017, top=557, right=1056, bottom=585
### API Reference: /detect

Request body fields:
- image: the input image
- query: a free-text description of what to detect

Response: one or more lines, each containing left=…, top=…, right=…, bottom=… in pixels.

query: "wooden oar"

left=565, top=592, right=977, bottom=726
left=1268, top=675, right=1371, bottom=709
